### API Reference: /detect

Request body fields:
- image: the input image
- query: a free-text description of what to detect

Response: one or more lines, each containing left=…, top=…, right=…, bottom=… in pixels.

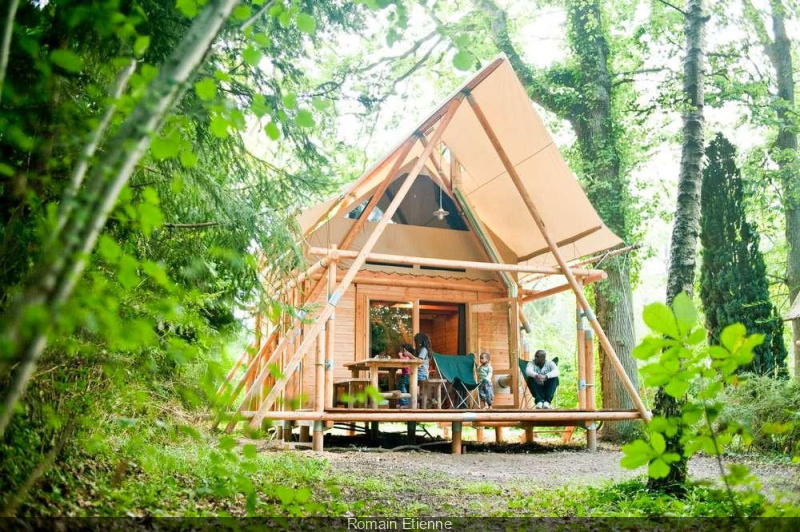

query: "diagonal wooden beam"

left=518, top=226, right=603, bottom=262
left=339, top=138, right=417, bottom=251
left=248, top=97, right=465, bottom=429
left=465, top=91, right=650, bottom=421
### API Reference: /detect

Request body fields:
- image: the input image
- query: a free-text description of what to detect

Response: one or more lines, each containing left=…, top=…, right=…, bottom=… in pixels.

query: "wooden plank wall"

left=297, top=279, right=513, bottom=407
left=471, top=302, right=512, bottom=407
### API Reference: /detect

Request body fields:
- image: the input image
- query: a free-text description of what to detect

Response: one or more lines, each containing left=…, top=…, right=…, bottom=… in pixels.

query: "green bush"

left=715, top=375, right=800, bottom=454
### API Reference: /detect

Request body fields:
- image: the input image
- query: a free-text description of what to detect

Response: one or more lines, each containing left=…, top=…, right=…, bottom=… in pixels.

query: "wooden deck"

left=238, top=408, right=642, bottom=424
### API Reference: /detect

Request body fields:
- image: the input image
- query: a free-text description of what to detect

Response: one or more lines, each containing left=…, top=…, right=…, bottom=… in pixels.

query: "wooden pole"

left=508, top=301, right=520, bottom=407
left=576, top=303, right=587, bottom=411
left=312, top=420, right=324, bottom=451
left=240, top=409, right=642, bottom=422
left=317, top=271, right=503, bottom=294
left=325, top=252, right=337, bottom=411
left=585, top=327, right=597, bottom=451
left=452, top=421, right=462, bottom=454
left=466, top=92, right=650, bottom=421
left=315, top=329, right=325, bottom=412
left=307, top=247, right=604, bottom=277
left=248, top=97, right=464, bottom=429
left=339, top=138, right=417, bottom=251
left=412, top=298, right=420, bottom=336
left=521, top=272, right=608, bottom=303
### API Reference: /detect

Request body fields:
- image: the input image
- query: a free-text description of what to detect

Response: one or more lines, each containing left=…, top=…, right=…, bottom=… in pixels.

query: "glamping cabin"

left=218, top=56, right=650, bottom=452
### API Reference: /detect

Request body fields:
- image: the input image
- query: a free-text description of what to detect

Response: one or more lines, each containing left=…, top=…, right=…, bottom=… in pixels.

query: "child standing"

left=478, top=352, right=494, bottom=408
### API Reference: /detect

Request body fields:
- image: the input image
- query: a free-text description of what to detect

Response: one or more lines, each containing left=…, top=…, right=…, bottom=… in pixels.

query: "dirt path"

left=317, top=445, right=797, bottom=495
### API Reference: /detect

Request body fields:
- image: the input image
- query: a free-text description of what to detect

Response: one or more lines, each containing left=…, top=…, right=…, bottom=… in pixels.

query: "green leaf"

left=117, top=254, right=140, bottom=289
left=242, top=46, right=262, bottom=67
left=0, top=163, right=14, bottom=176
left=620, top=439, right=653, bottom=469
left=282, top=92, right=297, bottom=109
left=210, top=115, right=230, bottom=138
left=265, top=121, right=280, bottom=140
left=138, top=202, right=163, bottom=236
left=650, top=432, right=666, bottom=454
left=179, top=150, right=198, bottom=168
left=664, top=377, right=690, bottom=398
left=720, top=323, right=746, bottom=352
left=242, top=443, right=258, bottom=459
left=251, top=94, right=269, bottom=117
left=134, top=35, right=151, bottom=57
left=274, top=485, right=295, bottom=505
left=296, top=13, right=317, bottom=34
left=142, top=187, right=159, bottom=204
left=452, top=50, right=473, bottom=71
left=233, top=4, right=252, bottom=20
left=632, top=336, right=668, bottom=360
left=218, top=436, right=237, bottom=451
left=98, top=235, right=122, bottom=263
left=142, top=261, right=170, bottom=288
left=312, top=96, right=329, bottom=111
left=294, top=109, right=314, bottom=128
left=176, top=0, right=198, bottom=18
left=194, top=78, right=217, bottom=101
left=671, top=292, right=697, bottom=335
left=278, top=10, right=291, bottom=28
left=642, top=302, right=679, bottom=338
left=50, top=49, right=84, bottom=73
left=687, top=328, right=706, bottom=345
left=648, top=458, right=671, bottom=478
left=151, top=130, right=181, bottom=160
left=253, top=33, right=271, bottom=47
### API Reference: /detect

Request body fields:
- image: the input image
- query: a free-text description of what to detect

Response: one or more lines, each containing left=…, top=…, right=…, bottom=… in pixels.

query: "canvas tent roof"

left=301, top=55, right=623, bottom=267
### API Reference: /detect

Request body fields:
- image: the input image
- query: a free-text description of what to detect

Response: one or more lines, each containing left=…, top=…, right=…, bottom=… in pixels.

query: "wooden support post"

left=370, top=421, right=379, bottom=442
left=509, top=301, right=520, bottom=408
left=495, top=426, right=504, bottom=443
left=576, top=293, right=587, bottom=411
left=312, top=420, right=324, bottom=451
left=283, top=420, right=292, bottom=443
left=452, top=421, right=462, bottom=454
left=315, top=329, right=325, bottom=412
left=476, top=426, right=484, bottom=442
left=325, top=251, right=337, bottom=412
left=412, top=299, right=420, bottom=336
left=466, top=92, right=650, bottom=422
left=525, top=427, right=534, bottom=443
left=407, top=422, right=416, bottom=443
left=300, top=425, right=310, bottom=443
left=585, top=328, right=597, bottom=452
left=247, top=97, right=463, bottom=429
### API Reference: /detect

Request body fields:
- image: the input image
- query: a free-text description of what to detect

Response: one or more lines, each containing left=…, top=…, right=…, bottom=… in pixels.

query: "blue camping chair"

left=433, top=353, right=480, bottom=409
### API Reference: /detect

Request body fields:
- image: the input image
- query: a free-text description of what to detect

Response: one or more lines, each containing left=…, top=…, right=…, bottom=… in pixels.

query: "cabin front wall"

left=296, top=274, right=515, bottom=409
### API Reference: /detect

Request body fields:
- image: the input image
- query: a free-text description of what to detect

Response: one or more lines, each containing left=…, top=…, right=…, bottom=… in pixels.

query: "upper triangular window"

left=346, top=174, right=468, bottom=231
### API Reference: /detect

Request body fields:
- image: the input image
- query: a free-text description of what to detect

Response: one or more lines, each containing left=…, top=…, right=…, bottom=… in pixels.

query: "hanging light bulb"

left=433, top=185, right=449, bottom=221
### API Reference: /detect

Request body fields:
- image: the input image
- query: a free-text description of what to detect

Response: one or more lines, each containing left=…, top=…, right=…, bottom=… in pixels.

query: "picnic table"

left=343, top=358, right=425, bottom=408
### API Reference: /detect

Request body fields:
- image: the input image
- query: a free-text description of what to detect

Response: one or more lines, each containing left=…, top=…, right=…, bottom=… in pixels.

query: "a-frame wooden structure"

left=218, top=56, right=650, bottom=452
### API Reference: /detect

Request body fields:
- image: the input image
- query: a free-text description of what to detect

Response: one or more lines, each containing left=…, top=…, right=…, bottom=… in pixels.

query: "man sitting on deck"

left=525, top=349, right=559, bottom=409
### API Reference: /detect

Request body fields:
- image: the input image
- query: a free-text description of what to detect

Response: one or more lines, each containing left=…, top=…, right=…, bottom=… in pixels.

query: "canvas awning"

left=301, top=55, right=623, bottom=267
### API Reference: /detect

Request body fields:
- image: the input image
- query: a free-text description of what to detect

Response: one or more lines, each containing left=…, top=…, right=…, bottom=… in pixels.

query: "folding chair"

left=518, top=357, right=559, bottom=408
left=433, top=353, right=480, bottom=409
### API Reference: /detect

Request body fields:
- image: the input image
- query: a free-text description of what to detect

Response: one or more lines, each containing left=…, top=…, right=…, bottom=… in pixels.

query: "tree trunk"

left=769, top=0, right=800, bottom=379
left=567, top=0, right=639, bottom=442
left=665, top=0, right=706, bottom=304
left=653, top=0, right=707, bottom=493
left=0, top=0, right=240, bottom=438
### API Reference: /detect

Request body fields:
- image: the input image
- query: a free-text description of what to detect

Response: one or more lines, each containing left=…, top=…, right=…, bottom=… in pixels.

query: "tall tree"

left=476, top=0, right=641, bottom=441
left=700, top=134, right=787, bottom=375
left=654, top=0, right=707, bottom=492
left=741, top=0, right=799, bottom=378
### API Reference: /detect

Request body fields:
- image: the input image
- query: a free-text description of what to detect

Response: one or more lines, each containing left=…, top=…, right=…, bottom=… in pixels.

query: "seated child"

left=478, top=352, right=494, bottom=408
left=397, top=343, right=414, bottom=407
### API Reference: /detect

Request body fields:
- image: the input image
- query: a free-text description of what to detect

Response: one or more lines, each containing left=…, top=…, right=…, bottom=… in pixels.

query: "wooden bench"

left=421, top=378, right=448, bottom=409
left=334, top=378, right=371, bottom=408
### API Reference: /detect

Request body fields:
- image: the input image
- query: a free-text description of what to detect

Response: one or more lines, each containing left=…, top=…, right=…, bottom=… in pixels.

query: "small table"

left=344, top=358, right=425, bottom=408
